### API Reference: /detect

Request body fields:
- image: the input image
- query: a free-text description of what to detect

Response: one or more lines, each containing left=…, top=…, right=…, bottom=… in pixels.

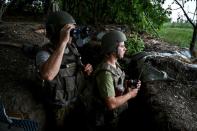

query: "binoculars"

left=70, top=26, right=91, bottom=39
left=70, top=28, right=81, bottom=38
left=126, top=79, right=138, bottom=88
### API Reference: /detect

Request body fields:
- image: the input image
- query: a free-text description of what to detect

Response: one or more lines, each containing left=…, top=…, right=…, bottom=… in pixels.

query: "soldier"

left=35, top=11, right=92, bottom=130
left=94, top=30, right=141, bottom=130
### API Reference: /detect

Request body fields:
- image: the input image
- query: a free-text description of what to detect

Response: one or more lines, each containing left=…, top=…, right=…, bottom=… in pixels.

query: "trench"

left=0, top=43, right=197, bottom=131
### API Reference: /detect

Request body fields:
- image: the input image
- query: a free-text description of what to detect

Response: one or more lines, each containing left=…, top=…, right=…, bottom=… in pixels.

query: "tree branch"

left=174, top=0, right=195, bottom=27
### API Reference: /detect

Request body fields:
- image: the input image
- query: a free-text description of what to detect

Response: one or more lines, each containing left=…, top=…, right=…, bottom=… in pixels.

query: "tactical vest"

left=94, top=62, right=128, bottom=125
left=41, top=43, right=84, bottom=108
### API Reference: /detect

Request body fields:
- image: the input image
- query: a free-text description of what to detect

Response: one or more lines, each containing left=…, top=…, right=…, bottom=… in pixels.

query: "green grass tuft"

left=158, top=23, right=193, bottom=48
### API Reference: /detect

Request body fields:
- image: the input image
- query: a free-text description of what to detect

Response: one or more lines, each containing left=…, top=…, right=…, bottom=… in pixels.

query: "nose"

left=124, top=47, right=127, bottom=51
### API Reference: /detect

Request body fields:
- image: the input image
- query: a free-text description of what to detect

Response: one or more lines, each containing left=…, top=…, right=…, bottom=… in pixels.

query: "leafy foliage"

left=2, top=0, right=169, bottom=33
left=125, top=34, right=145, bottom=56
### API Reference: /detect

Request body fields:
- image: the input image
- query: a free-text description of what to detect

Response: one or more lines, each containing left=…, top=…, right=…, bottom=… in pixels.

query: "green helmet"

left=46, top=11, right=76, bottom=37
left=101, top=30, right=127, bottom=55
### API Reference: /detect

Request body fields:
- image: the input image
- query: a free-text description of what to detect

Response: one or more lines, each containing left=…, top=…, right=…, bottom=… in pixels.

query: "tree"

left=1, top=0, right=168, bottom=34
left=167, top=0, right=197, bottom=57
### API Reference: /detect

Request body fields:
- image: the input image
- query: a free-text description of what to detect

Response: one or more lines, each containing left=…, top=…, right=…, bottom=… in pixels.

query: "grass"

left=158, top=23, right=193, bottom=48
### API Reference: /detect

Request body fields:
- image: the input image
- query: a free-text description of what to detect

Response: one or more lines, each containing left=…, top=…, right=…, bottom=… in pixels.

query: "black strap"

left=68, top=43, right=84, bottom=68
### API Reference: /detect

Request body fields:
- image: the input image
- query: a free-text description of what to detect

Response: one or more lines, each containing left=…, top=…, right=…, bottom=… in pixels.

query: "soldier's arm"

left=97, top=71, right=140, bottom=110
left=106, top=81, right=141, bottom=110
left=40, top=24, right=74, bottom=80
left=39, top=44, right=66, bottom=80
left=105, top=89, right=139, bottom=110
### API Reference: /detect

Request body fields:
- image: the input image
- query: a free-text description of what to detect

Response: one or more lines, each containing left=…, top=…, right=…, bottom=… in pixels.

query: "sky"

left=162, top=0, right=196, bottom=22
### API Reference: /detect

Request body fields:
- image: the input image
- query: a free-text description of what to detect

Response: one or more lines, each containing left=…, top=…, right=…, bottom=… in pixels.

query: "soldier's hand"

left=128, top=88, right=139, bottom=98
left=59, top=24, right=75, bottom=46
left=136, top=80, right=141, bottom=89
left=84, top=63, right=93, bottom=76
left=127, top=80, right=141, bottom=99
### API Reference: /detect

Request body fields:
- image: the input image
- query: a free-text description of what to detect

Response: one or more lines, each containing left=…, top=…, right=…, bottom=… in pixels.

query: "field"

left=158, top=23, right=193, bottom=48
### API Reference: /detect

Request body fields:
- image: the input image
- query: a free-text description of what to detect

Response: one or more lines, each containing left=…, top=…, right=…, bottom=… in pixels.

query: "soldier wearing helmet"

left=35, top=11, right=92, bottom=130
left=94, top=30, right=141, bottom=130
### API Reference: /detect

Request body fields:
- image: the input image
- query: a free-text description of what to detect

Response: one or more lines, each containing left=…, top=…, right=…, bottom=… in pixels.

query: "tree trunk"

left=43, top=0, right=50, bottom=14
left=190, top=27, right=197, bottom=57
left=0, top=10, right=2, bottom=22
left=0, top=3, right=7, bottom=22
left=62, top=0, right=66, bottom=11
